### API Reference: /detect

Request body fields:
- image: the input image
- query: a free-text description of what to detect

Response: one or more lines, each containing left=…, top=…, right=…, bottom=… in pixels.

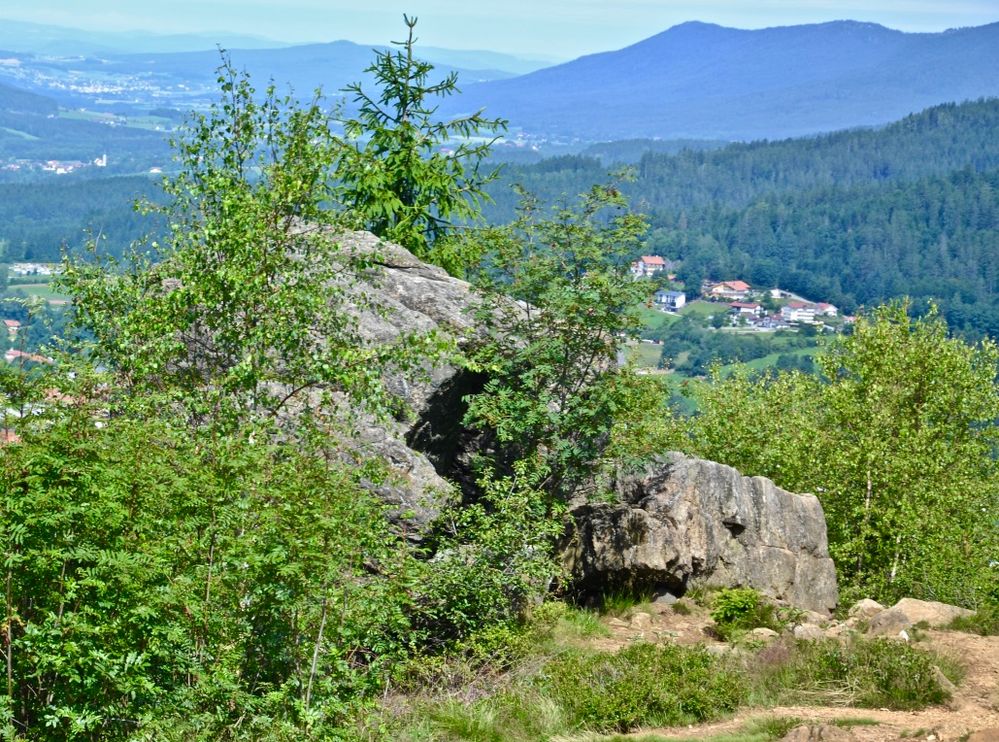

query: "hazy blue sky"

left=3, top=0, right=998, bottom=58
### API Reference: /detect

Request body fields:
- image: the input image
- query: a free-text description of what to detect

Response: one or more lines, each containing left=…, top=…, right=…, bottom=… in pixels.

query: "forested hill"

left=0, top=175, right=163, bottom=261
left=0, top=81, right=58, bottom=115
left=635, top=98, right=999, bottom=210
left=488, top=99, right=999, bottom=214
left=446, top=20, right=999, bottom=140
left=485, top=98, right=999, bottom=337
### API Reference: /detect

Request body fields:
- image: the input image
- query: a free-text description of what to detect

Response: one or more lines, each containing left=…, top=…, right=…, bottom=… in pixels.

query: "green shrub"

left=540, top=642, right=746, bottom=733
left=710, top=587, right=785, bottom=641
left=747, top=637, right=958, bottom=710
left=948, top=604, right=999, bottom=636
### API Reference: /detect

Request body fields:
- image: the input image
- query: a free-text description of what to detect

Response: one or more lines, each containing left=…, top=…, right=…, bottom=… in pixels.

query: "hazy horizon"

left=2, top=1, right=997, bottom=58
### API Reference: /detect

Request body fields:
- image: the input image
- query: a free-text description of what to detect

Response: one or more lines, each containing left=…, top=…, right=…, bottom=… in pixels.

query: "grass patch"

left=680, top=300, right=721, bottom=319
left=599, top=590, right=656, bottom=617
left=385, top=602, right=959, bottom=740
left=745, top=637, right=961, bottom=710
left=716, top=347, right=815, bottom=376
left=624, top=341, right=664, bottom=368
left=1, top=126, right=40, bottom=140
left=551, top=606, right=611, bottom=642
left=947, top=604, right=999, bottom=635
left=400, top=642, right=745, bottom=740
left=7, top=283, right=70, bottom=303
left=636, top=304, right=681, bottom=331
left=672, top=599, right=693, bottom=616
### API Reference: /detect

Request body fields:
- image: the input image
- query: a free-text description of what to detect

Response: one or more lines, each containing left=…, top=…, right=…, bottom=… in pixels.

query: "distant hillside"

left=447, top=20, right=999, bottom=141
left=0, top=81, right=167, bottom=167
left=0, top=81, right=57, bottom=115
left=0, top=19, right=551, bottom=76
left=487, top=99, right=999, bottom=214
left=0, top=40, right=518, bottom=113
left=484, top=98, right=999, bottom=337
left=111, top=41, right=516, bottom=96
left=0, top=18, right=287, bottom=54
left=414, top=46, right=556, bottom=76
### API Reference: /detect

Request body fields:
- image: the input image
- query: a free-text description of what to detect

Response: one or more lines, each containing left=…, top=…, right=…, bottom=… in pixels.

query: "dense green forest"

left=484, top=98, right=999, bottom=335
left=0, top=175, right=164, bottom=261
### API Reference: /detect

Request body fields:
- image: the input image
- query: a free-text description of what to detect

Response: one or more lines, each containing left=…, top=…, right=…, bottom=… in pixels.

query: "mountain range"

left=444, top=20, right=999, bottom=141
left=1, top=18, right=998, bottom=152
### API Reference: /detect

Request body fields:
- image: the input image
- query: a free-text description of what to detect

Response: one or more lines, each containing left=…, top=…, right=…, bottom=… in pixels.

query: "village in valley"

left=627, top=254, right=856, bottom=379
left=631, top=254, right=853, bottom=331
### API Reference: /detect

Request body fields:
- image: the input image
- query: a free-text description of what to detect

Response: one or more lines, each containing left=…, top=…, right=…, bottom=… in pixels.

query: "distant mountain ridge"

left=444, top=20, right=999, bottom=141
left=107, top=41, right=517, bottom=96
left=0, top=19, right=287, bottom=54
left=0, top=37, right=531, bottom=113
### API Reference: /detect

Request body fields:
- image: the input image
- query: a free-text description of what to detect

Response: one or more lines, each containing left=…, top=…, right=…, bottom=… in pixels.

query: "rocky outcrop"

left=563, top=453, right=838, bottom=613
left=342, top=231, right=483, bottom=414
left=328, top=235, right=842, bottom=612
left=334, top=232, right=487, bottom=532
left=866, top=598, right=973, bottom=636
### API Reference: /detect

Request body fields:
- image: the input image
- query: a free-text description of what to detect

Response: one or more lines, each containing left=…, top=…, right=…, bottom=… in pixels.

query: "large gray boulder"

left=332, top=232, right=489, bottom=530
left=867, top=598, right=973, bottom=636
left=563, top=453, right=838, bottom=613
left=341, top=230, right=482, bottom=413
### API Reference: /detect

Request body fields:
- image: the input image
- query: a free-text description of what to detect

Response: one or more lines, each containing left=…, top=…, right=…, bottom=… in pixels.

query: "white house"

left=815, top=302, right=839, bottom=317
left=728, top=301, right=763, bottom=317
left=631, top=255, right=668, bottom=278
left=654, top=289, right=686, bottom=312
left=781, top=301, right=816, bottom=324
left=708, top=280, right=751, bottom=300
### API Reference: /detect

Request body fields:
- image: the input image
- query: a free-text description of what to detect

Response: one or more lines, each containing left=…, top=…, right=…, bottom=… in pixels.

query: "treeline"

left=485, top=98, right=999, bottom=336
left=488, top=98, right=999, bottom=213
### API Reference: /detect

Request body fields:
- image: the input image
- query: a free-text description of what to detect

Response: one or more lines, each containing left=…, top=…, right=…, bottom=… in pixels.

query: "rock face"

left=563, top=453, right=838, bottom=613
left=342, top=231, right=483, bottom=413
left=335, top=232, right=487, bottom=532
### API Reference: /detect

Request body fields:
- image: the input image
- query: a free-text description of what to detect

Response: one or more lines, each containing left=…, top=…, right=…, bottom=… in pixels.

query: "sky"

left=1, top=0, right=998, bottom=59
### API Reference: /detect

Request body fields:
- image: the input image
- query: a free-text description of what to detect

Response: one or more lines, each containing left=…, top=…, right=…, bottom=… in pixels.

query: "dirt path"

left=585, top=605, right=999, bottom=741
